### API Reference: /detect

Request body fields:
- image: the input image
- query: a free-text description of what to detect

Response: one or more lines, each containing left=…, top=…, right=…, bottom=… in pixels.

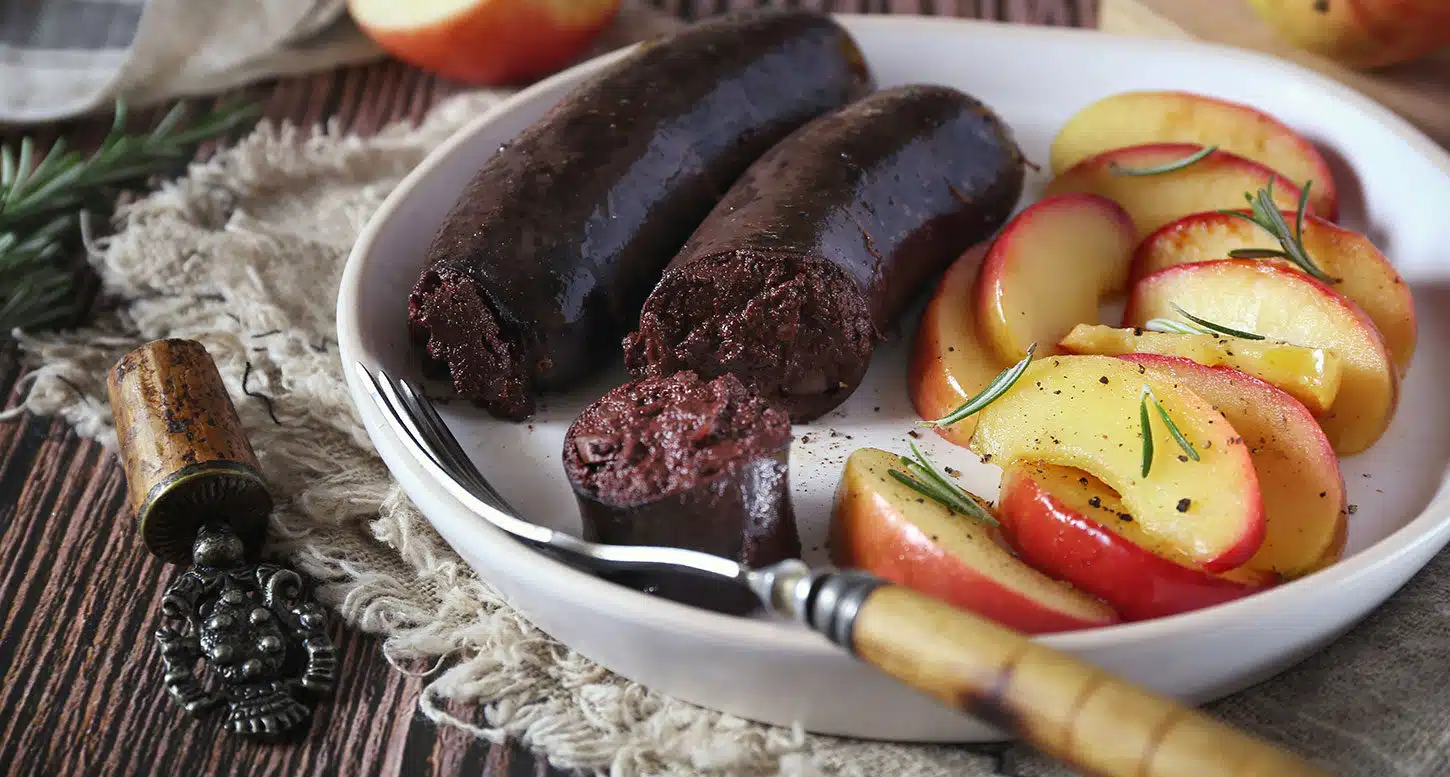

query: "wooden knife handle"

left=844, top=582, right=1334, bottom=777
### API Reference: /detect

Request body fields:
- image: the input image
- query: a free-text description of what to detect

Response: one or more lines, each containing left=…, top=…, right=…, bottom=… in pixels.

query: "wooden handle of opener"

left=850, top=584, right=1333, bottom=777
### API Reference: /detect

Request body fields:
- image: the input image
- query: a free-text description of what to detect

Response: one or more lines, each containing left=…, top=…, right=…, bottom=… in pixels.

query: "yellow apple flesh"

left=1059, top=323, right=1343, bottom=415
left=1124, top=259, right=1398, bottom=455
left=1050, top=90, right=1337, bottom=218
left=830, top=447, right=1118, bottom=634
left=975, top=193, right=1137, bottom=363
left=967, top=354, right=1265, bottom=571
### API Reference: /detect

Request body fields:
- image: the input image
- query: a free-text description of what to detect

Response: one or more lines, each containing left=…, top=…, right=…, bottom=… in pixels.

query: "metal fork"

left=353, top=361, right=1336, bottom=777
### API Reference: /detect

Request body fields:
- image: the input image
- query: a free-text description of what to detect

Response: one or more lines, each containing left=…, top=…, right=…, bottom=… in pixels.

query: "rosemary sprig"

left=0, top=99, right=260, bottom=336
left=1108, top=145, right=1217, bottom=177
left=888, top=441, right=998, bottom=527
left=919, top=342, right=1037, bottom=428
left=1144, top=303, right=1265, bottom=340
left=1220, top=177, right=1338, bottom=284
left=1139, top=385, right=1199, bottom=477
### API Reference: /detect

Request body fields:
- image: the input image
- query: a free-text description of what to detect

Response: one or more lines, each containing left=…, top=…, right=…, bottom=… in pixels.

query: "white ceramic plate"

left=338, top=15, right=1450, bottom=742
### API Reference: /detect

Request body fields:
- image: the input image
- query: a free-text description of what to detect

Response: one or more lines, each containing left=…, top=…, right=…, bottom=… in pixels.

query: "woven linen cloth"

left=0, top=0, right=382, bottom=123
left=6, top=28, right=1450, bottom=777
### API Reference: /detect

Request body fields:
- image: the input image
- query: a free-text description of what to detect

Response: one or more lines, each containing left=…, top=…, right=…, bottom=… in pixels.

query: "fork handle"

left=807, top=573, right=1334, bottom=777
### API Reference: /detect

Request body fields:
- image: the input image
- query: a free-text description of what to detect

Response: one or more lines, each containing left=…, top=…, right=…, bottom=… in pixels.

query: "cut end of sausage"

left=623, top=251, right=876, bottom=422
left=563, top=370, right=791, bottom=506
left=563, top=370, right=800, bottom=613
left=408, top=267, right=533, bottom=420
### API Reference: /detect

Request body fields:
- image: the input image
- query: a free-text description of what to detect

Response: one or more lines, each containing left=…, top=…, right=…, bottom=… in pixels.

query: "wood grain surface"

left=0, top=2, right=1093, bottom=776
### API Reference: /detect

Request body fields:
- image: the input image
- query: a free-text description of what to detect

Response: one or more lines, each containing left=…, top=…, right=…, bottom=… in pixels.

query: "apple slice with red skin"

left=974, top=193, right=1136, bottom=363
left=967, top=354, right=1265, bottom=572
left=908, top=244, right=1010, bottom=447
left=1132, top=209, right=1417, bottom=374
left=1124, top=259, right=1398, bottom=455
left=998, top=462, right=1275, bottom=621
left=830, top=447, right=1118, bottom=634
left=1049, top=90, right=1338, bottom=218
left=1118, top=354, right=1348, bottom=578
left=1044, top=143, right=1309, bottom=239
left=349, top=0, right=621, bottom=85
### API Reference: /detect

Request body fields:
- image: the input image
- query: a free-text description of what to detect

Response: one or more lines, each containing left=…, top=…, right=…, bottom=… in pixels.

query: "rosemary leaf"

left=1226, top=248, right=1289, bottom=259
left=1154, top=398, right=1201, bottom=461
left=0, top=98, right=259, bottom=337
left=888, top=443, right=997, bottom=527
left=1109, top=145, right=1217, bottom=177
left=1143, top=318, right=1201, bottom=336
left=1140, top=386, right=1155, bottom=477
left=1218, top=176, right=1337, bottom=284
left=921, top=342, right=1037, bottom=427
left=1171, top=303, right=1265, bottom=340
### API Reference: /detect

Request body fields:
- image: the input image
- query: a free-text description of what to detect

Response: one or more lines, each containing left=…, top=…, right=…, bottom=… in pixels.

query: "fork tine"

left=378, top=371, right=499, bottom=506
left=355, top=363, right=448, bottom=473
left=397, top=379, right=518, bottom=512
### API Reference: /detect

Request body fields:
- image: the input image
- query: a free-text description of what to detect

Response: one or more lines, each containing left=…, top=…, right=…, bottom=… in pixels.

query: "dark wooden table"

left=0, top=2, right=1094, bottom=775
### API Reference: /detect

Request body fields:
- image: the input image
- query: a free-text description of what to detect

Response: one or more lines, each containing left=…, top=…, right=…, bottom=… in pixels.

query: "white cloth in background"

left=0, top=0, right=383, bottom=123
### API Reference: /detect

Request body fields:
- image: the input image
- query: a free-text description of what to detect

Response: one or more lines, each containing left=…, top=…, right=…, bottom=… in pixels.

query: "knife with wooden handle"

left=756, top=565, right=1335, bottom=777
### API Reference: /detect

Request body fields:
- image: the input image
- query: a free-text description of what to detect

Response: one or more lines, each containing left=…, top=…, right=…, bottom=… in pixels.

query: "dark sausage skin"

left=408, top=10, right=872, bottom=420
left=563, top=371, right=798, bottom=614
left=623, top=85, right=1025, bottom=422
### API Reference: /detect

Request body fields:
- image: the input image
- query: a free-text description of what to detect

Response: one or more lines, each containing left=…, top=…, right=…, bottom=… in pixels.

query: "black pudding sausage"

left=407, top=10, right=872, bottom=421
left=623, top=84, right=1025, bottom=422
left=562, top=371, right=799, bottom=614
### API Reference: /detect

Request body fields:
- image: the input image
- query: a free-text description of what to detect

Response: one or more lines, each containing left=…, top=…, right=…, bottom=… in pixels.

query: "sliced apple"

left=998, top=462, right=1275, bottom=621
left=349, top=0, right=621, bottom=85
left=968, top=354, right=1265, bottom=572
left=1124, top=260, right=1398, bottom=455
left=909, top=244, right=1010, bottom=447
left=974, top=193, right=1136, bottom=363
left=830, top=447, right=1118, bottom=634
left=1043, top=144, right=1308, bottom=239
left=1050, top=91, right=1338, bottom=218
left=1059, top=323, right=1343, bottom=415
left=1118, top=354, right=1347, bottom=578
left=1132, top=209, right=1417, bottom=373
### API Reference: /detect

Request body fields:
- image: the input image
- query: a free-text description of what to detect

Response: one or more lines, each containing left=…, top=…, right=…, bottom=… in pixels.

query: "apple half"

left=909, top=244, right=1011, bottom=446
left=1124, top=259, right=1398, bottom=455
left=967, top=354, right=1265, bottom=571
left=1059, top=323, right=1343, bottom=415
left=1043, top=144, right=1307, bottom=239
left=998, top=462, right=1275, bottom=621
left=350, top=0, right=621, bottom=85
left=974, top=193, right=1136, bottom=363
left=1132, top=209, right=1417, bottom=373
left=1119, top=354, right=1348, bottom=578
left=1049, top=90, right=1337, bottom=218
left=830, top=447, right=1118, bottom=634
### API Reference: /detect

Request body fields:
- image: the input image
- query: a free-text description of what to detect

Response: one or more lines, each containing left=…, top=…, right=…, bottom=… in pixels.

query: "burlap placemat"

left=6, top=32, right=1450, bottom=777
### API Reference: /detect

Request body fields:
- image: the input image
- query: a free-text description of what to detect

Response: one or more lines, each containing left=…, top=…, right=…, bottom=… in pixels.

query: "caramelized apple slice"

left=830, top=447, right=1118, bottom=634
left=908, top=245, right=1011, bottom=446
left=1120, top=354, right=1347, bottom=578
left=999, top=462, right=1275, bottom=621
left=975, top=193, right=1136, bottom=362
left=1050, top=91, right=1338, bottom=218
left=1059, top=323, right=1342, bottom=415
left=968, top=354, right=1265, bottom=572
left=1124, top=260, right=1398, bottom=455
left=1044, top=144, right=1307, bottom=239
left=1133, top=209, right=1417, bottom=373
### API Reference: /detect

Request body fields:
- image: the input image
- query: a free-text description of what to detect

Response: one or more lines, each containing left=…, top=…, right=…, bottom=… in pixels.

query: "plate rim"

left=336, top=13, right=1450, bottom=661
